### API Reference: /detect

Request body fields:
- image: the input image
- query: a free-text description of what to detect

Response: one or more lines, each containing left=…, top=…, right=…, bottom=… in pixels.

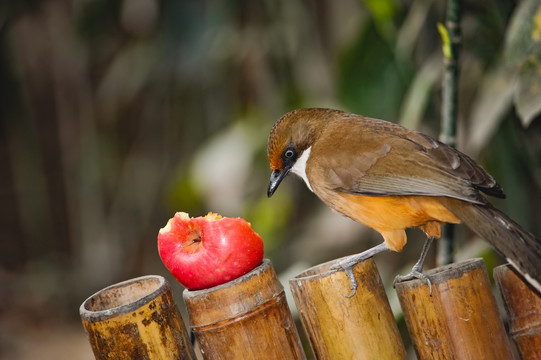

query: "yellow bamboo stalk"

left=183, top=259, right=305, bottom=360
left=289, top=257, right=407, bottom=360
left=396, top=258, right=513, bottom=359
left=80, top=275, right=196, bottom=360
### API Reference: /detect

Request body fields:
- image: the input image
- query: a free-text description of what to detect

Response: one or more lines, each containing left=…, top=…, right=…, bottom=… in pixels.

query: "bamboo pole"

left=395, top=258, right=513, bottom=359
left=183, top=258, right=305, bottom=360
left=289, top=257, right=407, bottom=360
left=494, top=263, right=541, bottom=359
left=438, top=0, right=462, bottom=266
left=80, top=275, right=196, bottom=360
left=439, top=0, right=461, bottom=148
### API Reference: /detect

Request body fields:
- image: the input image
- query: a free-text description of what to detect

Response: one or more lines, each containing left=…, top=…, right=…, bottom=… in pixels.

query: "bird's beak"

left=267, top=168, right=290, bottom=197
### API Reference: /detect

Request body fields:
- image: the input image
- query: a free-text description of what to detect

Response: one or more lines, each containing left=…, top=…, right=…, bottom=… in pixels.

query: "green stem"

left=438, top=0, right=461, bottom=266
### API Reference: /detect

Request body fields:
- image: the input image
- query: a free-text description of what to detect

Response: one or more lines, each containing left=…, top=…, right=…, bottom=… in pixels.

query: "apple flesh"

left=157, top=212, right=264, bottom=290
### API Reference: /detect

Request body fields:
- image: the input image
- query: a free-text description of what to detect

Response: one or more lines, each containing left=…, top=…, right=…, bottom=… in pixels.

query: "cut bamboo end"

left=395, top=258, right=513, bottom=360
left=183, top=258, right=306, bottom=360
left=80, top=275, right=196, bottom=360
left=289, top=257, right=407, bottom=360
left=494, top=263, right=541, bottom=359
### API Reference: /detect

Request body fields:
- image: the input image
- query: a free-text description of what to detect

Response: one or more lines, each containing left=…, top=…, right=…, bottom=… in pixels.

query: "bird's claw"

left=329, top=243, right=390, bottom=298
left=393, top=270, right=433, bottom=296
left=344, top=267, right=358, bottom=298
left=330, top=261, right=358, bottom=298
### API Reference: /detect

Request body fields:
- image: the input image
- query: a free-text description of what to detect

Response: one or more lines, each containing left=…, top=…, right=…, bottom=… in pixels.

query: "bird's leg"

left=393, top=236, right=435, bottom=295
left=330, top=242, right=389, bottom=298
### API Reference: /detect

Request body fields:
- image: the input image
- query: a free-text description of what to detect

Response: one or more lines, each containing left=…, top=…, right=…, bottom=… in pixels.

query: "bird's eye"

left=284, top=149, right=295, bottom=158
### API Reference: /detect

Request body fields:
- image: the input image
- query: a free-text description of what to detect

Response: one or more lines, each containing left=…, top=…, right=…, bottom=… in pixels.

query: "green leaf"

left=338, top=20, right=411, bottom=120
left=504, top=0, right=541, bottom=67
left=365, top=0, right=396, bottom=24
left=437, top=23, right=452, bottom=59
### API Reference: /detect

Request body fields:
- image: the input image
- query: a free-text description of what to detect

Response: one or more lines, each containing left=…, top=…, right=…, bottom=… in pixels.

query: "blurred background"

left=1, top=0, right=540, bottom=358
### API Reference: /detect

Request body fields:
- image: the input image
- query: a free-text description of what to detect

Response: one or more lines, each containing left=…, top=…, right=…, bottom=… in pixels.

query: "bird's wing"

left=309, top=116, right=503, bottom=205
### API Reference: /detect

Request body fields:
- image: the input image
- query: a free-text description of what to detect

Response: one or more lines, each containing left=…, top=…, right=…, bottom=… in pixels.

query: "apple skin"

left=157, top=212, right=264, bottom=290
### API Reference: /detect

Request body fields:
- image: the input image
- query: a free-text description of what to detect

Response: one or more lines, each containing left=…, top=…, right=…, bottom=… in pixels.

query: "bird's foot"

left=330, top=242, right=389, bottom=298
left=393, top=270, right=433, bottom=296
left=330, top=260, right=358, bottom=298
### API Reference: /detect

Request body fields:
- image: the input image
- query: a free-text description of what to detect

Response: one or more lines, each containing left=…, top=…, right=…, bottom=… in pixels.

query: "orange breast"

left=326, top=193, right=461, bottom=251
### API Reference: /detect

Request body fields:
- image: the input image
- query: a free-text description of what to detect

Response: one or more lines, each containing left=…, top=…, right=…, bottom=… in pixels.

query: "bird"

left=266, top=107, right=541, bottom=296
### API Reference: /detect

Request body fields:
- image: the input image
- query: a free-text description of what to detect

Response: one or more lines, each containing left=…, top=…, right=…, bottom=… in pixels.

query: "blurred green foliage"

left=0, top=3, right=540, bottom=357
left=339, top=19, right=412, bottom=119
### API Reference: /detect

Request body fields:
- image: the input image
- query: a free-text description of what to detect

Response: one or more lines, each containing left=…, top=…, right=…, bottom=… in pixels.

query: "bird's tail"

left=443, top=198, right=541, bottom=294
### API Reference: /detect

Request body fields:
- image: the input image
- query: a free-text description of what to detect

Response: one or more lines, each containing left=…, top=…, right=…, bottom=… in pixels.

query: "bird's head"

left=266, top=108, right=338, bottom=197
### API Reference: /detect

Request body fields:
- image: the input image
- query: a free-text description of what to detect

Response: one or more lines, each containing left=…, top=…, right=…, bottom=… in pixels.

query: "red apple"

left=157, top=212, right=264, bottom=290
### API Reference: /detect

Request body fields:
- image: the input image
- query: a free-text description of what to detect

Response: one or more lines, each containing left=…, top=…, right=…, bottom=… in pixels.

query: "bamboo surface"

left=183, top=258, right=305, bottom=360
left=289, top=257, right=407, bottom=360
left=495, top=263, right=541, bottom=359
left=395, top=258, right=513, bottom=360
left=80, top=275, right=196, bottom=360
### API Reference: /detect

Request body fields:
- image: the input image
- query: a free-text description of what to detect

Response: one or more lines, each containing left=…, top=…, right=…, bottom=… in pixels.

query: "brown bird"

left=267, top=108, right=541, bottom=295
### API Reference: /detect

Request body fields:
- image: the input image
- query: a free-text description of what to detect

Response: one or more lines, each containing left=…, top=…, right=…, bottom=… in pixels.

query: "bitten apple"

left=157, top=212, right=264, bottom=290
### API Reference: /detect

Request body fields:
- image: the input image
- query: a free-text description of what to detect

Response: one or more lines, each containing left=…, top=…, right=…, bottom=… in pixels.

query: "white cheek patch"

left=291, top=146, right=313, bottom=192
